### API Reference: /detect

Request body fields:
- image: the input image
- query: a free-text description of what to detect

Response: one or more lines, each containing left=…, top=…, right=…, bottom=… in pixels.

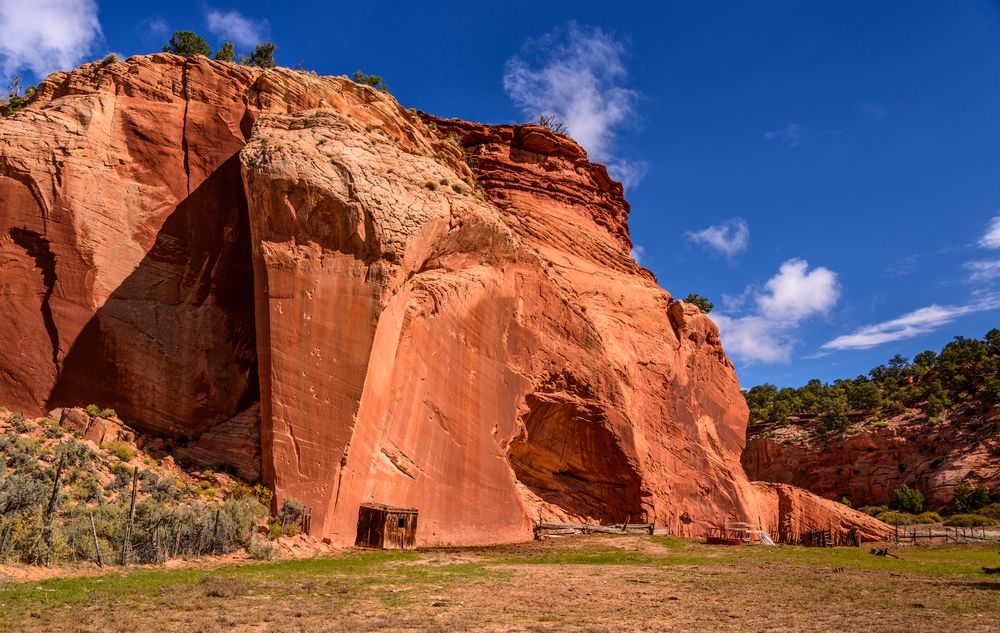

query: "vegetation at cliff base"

left=0, top=409, right=281, bottom=567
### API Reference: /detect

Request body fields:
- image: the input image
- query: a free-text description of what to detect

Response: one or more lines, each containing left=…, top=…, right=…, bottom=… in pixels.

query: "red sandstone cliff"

left=743, top=411, right=1000, bottom=510
left=0, top=54, right=887, bottom=545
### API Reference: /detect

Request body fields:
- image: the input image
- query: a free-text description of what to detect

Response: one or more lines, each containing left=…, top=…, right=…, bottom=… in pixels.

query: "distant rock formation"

left=0, top=54, right=887, bottom=545
left=744, top=411, right=1000, bottom=510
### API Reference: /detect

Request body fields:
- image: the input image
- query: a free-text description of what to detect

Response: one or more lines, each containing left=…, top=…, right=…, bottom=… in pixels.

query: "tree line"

left=745, top=329, right=1000, bottom=434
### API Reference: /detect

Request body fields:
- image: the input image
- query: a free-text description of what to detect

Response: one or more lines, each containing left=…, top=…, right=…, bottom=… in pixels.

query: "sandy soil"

left=1, top=535, right=997, bottom=632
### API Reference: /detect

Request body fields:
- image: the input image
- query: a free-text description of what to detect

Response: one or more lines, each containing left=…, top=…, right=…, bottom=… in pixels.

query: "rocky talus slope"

left=0, top=54, right=887, bottom=545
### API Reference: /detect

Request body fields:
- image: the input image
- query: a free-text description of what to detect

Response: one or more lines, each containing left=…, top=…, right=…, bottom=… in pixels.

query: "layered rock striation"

left=0, top=55, right=887, bottom=545
left=743, top=412, right=1000, bottom=510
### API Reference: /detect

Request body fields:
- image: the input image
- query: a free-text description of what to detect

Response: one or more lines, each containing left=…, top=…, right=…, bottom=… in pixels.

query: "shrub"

left=0, top=473, right=47, bottom=514
left=10, top=412, right=31, bottom=433
left=943, top=513, right=995, bottom=527
left=86, top=404, right=115, bottom=419
left=425, top=181, right=437, bottom=191
left=1, top=76, right=34, bottom=117
left=890, top=484, right=924, bottom=513
left=268, top=521, right=283, bottom=539
left=279, top=498, right=303, bottom=524
left=247, top=43, right=277, bottom=69
left=102, top=440, right=135, bottom=462
left=684, top=293, right=714, bottom=314
left=952, top=482, right=991, bottom=513
left=249, top=536, right=276, bottom=560
left=913, top=512, right=943, bottom=524
left=838, top=496, right=852, bottom=508
left=859, top=505, right=888, bottom=517
left=214, top=42, right=235, bottom=63
left=163, top=31, right=211, bottom=57
left=352, top=70, right=387, bottom=91
left=537, top=114, right=569, bottom=135
left=875, top=510, right=915, bottom=525
left=978, top=503, right=1000, bottom=521
left=200, top=575, right=247, bottom=598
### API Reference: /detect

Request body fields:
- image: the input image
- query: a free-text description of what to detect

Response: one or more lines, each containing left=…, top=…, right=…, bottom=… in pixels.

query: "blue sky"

left=3, top=1, right=1000, bottom=389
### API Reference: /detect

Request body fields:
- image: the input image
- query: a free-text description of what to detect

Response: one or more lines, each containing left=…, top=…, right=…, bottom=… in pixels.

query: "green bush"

left=977, top=502, right=1000, bottom=521
left=952, top=482, right=991, bottom=513
left=890, top=484, right=924, bottom=513
left=943, top=513, right=995, bottom=527
left=102, top=440, right=135, bottom=462
left=163, top=31, right=211, bottom=57
left=352, top=70, right=387, bottom=91
left=684, top=293, right=714, bottom=314
left=86, top=404, right=116, bottom=419
left=859, top=505, right=888, bottom=517
left=214, top=42, right=235, bottom=62
left=247, top=43, right=277, bottom=68
left=875, top=510, right=915, bottom=525
left=913, top=512, right=943, bottom=524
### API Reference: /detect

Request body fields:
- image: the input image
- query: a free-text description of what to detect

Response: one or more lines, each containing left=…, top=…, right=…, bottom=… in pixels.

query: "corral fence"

left=892, top=525, right=1000, bottom=545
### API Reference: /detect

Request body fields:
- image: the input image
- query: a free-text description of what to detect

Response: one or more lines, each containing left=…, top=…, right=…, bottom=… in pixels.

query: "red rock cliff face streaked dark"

left=0, top=55, right=888, bottom=545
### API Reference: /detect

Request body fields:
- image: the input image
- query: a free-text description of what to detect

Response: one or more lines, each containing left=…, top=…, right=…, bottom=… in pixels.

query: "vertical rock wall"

left=0, top=54, right=889, bottom=545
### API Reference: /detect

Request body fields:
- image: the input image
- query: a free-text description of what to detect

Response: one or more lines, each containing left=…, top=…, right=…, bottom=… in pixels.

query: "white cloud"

left=821, top=294, right=1000, bottom=351
left=630, top=245, right=645, bottom=264
left=503, top=22, right=645, bottom=189
left=714, top=259, right=840, bottom=364
left=757, top=258, right=839, bottom=321
left=0, top=0, right=102, bottom=78
left=205, top=9, right=269, bottom=49
left=765, top=123, right=805, bottom=147
left=605, top=159, right=647, bottom=193
left=965, top=259, right=1000, bottom=283
left=979, top=215, right=1000, bottom=249
left=685, top=219, right=750, bottom=257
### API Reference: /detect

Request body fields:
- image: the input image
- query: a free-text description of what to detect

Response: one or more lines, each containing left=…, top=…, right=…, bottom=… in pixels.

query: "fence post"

left=121, top=467, right=138, bottom=565
left=89, top=512, right=104, bottom=568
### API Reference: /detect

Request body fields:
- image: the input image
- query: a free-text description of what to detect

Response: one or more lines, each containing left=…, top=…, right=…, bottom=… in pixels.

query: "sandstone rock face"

left=0, top=55, right=887, bottom=545
left=0, top=54, right=261, bottom=445
left=744, top=413, right=1000, bottom=510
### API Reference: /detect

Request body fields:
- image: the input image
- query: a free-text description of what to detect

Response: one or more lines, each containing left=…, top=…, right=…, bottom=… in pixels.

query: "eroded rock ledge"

left=0, top=54, right=887, bottom=545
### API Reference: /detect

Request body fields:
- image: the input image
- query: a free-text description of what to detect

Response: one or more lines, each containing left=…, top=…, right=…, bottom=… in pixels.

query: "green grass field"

left=1, top=536, right=998, bottom=632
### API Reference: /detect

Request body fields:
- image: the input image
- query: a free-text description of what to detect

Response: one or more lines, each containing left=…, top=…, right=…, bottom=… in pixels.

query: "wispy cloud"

left=503, top=22, right=645, bottom=189
left=715, top=259, right=840, bottom=363
left=685, top=218, right=749, bottom=257
left=138, top=16, right=170, bottom=44
left=765, top=123, right=805, bottom=147
left=979, top=215, right=1000, bottom=249
left=630, top=244, right=646, bottom=265
left=205, top=9, right=269, bottom=49
left=821, top=294, right=1000, bottom=351
left=0, top=0, right=102, bottom=78
left=965, top=260, right=1000, bottom=283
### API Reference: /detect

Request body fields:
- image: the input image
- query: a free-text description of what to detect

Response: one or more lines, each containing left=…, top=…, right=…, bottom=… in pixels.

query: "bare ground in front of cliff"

left=2, top=535, right=998, bottom=633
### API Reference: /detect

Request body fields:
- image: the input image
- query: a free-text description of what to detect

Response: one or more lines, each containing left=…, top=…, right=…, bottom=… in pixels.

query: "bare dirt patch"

left=1, top=535, right=998, bottom=632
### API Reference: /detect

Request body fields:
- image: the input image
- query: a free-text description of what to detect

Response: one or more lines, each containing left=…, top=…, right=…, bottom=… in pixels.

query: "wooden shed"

left=355, top=503, right=418, bottom=550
